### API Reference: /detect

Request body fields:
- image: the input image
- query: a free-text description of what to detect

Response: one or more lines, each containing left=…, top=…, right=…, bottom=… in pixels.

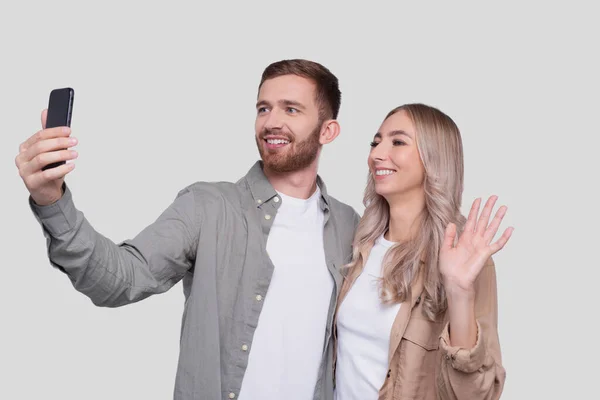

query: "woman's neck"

left=385, top=191, right=426, bottom=243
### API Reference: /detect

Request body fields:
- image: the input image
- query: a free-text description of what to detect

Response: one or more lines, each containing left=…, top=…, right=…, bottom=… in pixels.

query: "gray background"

left=1, top=1, right=597, bottom=399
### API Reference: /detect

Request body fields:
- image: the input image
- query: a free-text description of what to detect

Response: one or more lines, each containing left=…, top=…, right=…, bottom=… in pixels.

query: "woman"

left=333, top=103, right=512, bottom=400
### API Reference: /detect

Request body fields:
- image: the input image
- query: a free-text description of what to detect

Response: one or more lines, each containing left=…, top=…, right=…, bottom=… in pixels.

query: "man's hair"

left=258, top=59, right=341, bottom=121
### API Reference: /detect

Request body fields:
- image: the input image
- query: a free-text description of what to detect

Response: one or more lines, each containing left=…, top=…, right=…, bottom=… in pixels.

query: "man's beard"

left=256, top=123, right=322, bottom=173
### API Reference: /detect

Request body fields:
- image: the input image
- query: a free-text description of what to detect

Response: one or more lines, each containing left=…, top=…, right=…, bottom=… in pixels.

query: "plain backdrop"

left=1, top=1, right=598, bottom=399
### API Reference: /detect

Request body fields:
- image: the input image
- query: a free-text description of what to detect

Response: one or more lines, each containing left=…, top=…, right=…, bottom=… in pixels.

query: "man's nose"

left=264, top=109, right=284, bottom=130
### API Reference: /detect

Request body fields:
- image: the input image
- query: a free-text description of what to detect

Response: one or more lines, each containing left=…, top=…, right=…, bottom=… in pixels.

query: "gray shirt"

left=29, top=161, right=360, bottom=400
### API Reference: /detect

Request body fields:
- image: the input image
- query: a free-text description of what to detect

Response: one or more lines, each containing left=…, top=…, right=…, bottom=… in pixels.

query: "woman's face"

left=368, top=110, right=425, bottom=203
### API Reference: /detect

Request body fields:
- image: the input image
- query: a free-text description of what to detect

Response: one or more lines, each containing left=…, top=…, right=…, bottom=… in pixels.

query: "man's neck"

left=263, top=163, right=319, bottom=199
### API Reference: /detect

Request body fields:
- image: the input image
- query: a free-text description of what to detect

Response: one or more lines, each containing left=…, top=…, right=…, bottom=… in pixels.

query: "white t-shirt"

left=334, top=234, right=401, bottom=400
left=238, top=187, right=334, bottom=400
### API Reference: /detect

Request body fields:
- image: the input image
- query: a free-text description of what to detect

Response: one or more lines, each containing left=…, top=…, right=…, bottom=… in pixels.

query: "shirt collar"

left=242, top=160, right=330, bottom=211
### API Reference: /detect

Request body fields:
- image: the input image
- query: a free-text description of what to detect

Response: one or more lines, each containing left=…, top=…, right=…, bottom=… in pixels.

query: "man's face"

left=255, top=75, right=323, bottom=173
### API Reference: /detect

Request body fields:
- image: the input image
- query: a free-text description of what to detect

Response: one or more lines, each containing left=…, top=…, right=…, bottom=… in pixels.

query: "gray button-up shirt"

left=29, top=161, right=360, bottom=400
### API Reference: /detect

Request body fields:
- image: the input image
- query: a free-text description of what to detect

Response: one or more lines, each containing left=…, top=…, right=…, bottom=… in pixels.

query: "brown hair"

left=258, top=59, right=341, bottom=121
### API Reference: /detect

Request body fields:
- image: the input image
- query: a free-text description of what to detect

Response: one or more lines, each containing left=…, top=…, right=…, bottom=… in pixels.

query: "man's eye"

left=257, top=107, right=267, bottom=113
left=287, top=108, right=298, bottom=113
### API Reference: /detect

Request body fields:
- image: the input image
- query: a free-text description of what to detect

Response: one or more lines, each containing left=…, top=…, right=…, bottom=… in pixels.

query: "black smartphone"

left=42, top=87, right=75, bottom=171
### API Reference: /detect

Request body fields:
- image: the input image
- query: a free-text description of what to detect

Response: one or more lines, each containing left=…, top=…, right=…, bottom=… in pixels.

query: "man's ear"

left=319, top=120, right=340, bottom=144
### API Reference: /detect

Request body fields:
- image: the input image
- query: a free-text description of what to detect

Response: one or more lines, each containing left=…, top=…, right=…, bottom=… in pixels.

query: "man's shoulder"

left=177, top=162, right=259, bottom=200
left=175, top=179, right=249, bottom=210
left=325, top=194, right=360, bottom=224
left=181, top=180, right=242, bottom=196
left=324, top=194, right=361, bottom=251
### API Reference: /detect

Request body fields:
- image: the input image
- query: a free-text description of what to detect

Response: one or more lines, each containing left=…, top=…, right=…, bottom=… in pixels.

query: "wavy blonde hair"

left=345, top=103, right=466, bottom=321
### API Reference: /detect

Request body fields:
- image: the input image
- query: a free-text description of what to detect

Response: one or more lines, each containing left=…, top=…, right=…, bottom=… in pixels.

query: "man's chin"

left=261, top=158, right=289, bottom=173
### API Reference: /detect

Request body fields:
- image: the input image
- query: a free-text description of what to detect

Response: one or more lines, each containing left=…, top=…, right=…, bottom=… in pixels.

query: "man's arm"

left=30, top=183, right=200, bottom=307
left=16, top=110, right=201, bottom=307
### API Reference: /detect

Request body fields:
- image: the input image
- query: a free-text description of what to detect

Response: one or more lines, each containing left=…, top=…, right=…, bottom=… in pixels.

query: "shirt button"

left=273, top=197, right=279, bottom=203
left=255, top=294, right=262, bottom=301
left=242, top=344, right=248, bottom=351
left=229, top=393, right=236, bottom=399
left=264, top=214, right=271, bottom=220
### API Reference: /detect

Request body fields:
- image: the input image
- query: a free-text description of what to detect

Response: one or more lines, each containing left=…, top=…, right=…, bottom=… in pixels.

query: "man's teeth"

left=267, top=139, right=290, bottom=145
left=376, top=169, right=395, bottom=176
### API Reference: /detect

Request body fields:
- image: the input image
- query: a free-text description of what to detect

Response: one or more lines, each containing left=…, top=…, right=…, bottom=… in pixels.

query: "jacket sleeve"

left=437, top=258, right=506, bottom=400
left=29, top=183, right=201, bottom=307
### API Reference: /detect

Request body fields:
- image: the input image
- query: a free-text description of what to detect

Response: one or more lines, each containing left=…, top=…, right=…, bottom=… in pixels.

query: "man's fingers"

left=20, top=126, right=72, bottom=154
left=25, top=149, right=78, bottom=175
left=41, top=108, right=47, bottom=129
left=25, top=162, right=75, bottom=189
left=23, top=136, right=77, bottom=164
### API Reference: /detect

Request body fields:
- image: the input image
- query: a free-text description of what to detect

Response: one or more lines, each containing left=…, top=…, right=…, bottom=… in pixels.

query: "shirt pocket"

left=395, top=318, right=444, bottom=399
left=402, top=317, right=442, bottom=350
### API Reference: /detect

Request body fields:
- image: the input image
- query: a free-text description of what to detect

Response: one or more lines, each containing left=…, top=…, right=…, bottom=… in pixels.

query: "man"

left=15, top=59, right=360, bottom=400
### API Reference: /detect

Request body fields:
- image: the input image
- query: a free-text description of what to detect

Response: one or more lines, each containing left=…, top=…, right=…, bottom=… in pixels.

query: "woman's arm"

left=436, top=196, right=512, bottom=399
left=437, top=259, right=506, bottom=400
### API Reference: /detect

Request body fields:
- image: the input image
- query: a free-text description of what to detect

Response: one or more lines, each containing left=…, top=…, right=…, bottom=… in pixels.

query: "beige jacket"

left=334, top=258, right=505, bottom=399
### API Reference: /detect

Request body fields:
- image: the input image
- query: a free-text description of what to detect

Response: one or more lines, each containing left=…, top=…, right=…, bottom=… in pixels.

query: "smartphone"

left=42, top=87, right=75, bottom=171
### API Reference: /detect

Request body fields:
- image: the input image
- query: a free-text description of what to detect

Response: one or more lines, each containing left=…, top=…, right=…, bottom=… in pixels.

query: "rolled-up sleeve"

left=436, top=259, right=506, bottom=400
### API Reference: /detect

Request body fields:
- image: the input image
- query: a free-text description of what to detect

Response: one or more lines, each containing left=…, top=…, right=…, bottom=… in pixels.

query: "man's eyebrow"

left=256, top=100, right=270, bottom=109
left=279, top=99, right=306, bottom=109
left=255, top=99, right=306, bottom=109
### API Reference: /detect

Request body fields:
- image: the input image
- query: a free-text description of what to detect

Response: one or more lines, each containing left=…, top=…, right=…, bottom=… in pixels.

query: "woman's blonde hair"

left=345, top=103, right=466, bottom=321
